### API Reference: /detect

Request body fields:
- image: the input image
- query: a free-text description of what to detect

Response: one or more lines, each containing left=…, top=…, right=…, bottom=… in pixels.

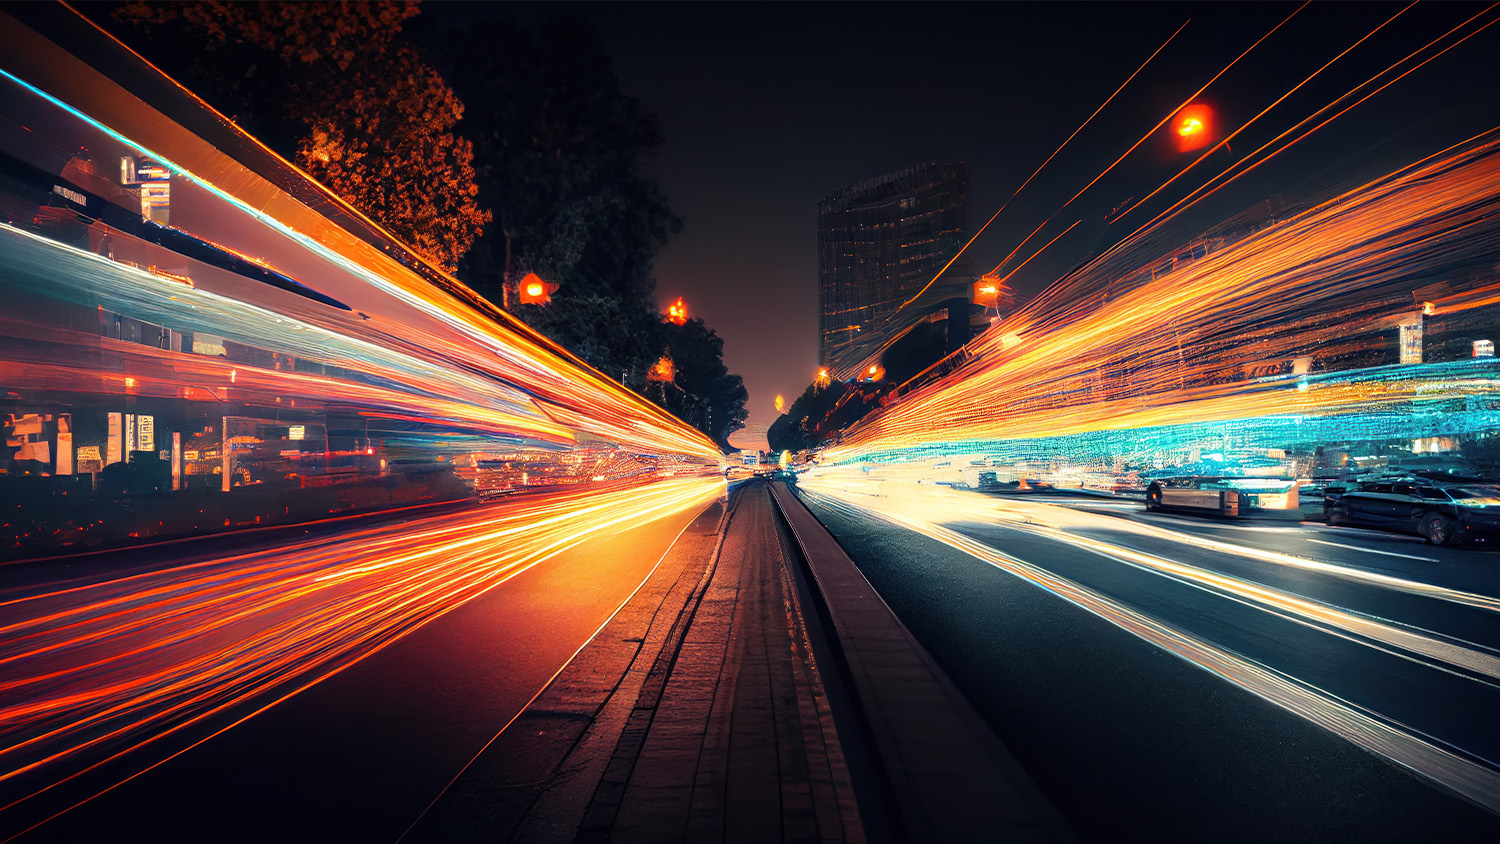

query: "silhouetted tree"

left=656, top=318, right=748, bottom=449
left=422, top=16, right=679, bottom=308
left=513, top=292, right=661, bottom=390
left=111, top=1, right=488, bottom=271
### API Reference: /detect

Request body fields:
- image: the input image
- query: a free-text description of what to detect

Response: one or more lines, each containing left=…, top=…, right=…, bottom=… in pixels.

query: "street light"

left=666, top=297, right=687, bottom=325
left=517, top=271, right=558, bottom=306
left=647, top=353, right=675, bottom=382
left=1172, top=103, right=1214, bottom=153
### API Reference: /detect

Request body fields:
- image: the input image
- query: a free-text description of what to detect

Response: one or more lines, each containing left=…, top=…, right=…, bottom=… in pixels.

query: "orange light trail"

left=0, top=478, right=724, bottom=824
left=895, top=19, right=1190, bottom=312
left=1114, top=4, right=1500, bottom=247
left=827, top=133, right=1500, bottom=460
left=0, top=23, right=721, bottom=466
left=1115, top=1, right=1420, bottom=222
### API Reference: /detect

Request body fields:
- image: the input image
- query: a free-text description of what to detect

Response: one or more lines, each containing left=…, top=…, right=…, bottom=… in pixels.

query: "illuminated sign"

left=288, top=425, right=305, bottom=441
left=107, top=412, right=122, bottom=465
left=1475, top=340, right=1494, bottom=358
left=136, top=415, right=155, bottom=452
left=52, top=184, right=86, bottom=206
left=1399, top=322, right=1423, bottom=365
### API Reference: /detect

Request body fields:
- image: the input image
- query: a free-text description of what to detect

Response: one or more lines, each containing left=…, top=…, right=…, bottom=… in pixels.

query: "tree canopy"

left=109, top=3, right=745, bottom=450
left=767, top=380, right=884, bottom=454
left=419, top=14, right=742, bottom=446
left=112, top=0, right=488, bottom=272
left=655, top=318, right=749, bottom=450
left=419, top=16, right=679, bottom=306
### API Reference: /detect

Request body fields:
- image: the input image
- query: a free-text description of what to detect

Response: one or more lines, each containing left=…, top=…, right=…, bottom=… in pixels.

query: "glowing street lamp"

left=814, top=367, right=831, bottom=389
left=973, top=273, right=1010, bottom=309
left=1172, top=103, right=1214, bottom=153
left=666, top=297, right=688, bottom=325
left=647, top=353, right=676, bottom=382
left=517, top=271, right=558, bottom=306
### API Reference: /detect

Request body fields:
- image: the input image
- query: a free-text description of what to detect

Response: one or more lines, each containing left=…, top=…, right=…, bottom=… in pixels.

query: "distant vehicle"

left=1325, top=482, right=1500, bottom=546
left=1145, top=476, right=1300, bottom=519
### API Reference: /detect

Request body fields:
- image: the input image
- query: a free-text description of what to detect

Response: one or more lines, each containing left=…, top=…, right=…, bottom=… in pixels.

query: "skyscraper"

left=818, top=162, right=968, bottom=378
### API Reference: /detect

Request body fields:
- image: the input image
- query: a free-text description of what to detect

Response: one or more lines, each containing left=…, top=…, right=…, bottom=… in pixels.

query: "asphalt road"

left=795, top=481, right=1500, bottom=843
left=0, top=482, right=720, bottom=842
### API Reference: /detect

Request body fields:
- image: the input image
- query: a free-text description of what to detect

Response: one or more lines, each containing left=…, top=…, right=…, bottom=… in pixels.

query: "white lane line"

left=1139, top=514, right=1302, bottom=533
left=1307, top=538, right=1437, bottom=562
left=800, top=489, right=1500, bottom=816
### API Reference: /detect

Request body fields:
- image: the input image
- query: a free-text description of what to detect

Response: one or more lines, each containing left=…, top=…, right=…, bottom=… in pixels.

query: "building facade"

left=818, top=162, right=968, bottom=378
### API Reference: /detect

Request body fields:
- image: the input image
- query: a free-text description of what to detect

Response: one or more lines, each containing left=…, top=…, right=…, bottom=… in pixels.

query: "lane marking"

left=1307, top=538, right=1437, bottom=562
left=800, top=488, right=1500, bottom=817
left=1317, top=525, right=1431, bottom=545
left=1139, top=515, right=1302, bottom=533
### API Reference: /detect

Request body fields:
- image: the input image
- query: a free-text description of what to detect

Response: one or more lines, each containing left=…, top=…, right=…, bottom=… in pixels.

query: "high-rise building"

left=818, top=162, right=968, bottom=377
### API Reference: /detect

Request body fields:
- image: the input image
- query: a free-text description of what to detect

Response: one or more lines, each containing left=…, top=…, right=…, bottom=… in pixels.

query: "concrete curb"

left=769, top=481, right=1076, bottom=843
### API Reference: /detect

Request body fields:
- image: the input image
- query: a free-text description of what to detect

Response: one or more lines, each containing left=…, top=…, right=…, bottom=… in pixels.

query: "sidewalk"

left=404, top=480, right=1070, bottom=843
left=405, top=483, right=861, bottom=843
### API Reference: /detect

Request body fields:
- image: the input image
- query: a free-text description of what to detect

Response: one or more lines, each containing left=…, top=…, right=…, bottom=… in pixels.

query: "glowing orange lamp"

left=1172, top=104, right=1214, bottom=153
left=517, top=272, right=557, bottom=305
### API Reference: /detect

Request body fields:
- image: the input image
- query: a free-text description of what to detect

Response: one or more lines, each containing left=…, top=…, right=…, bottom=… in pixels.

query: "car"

left=1144, top=476, right=1301, bottom=519
left=1324, top=481, right=1500, bottom=546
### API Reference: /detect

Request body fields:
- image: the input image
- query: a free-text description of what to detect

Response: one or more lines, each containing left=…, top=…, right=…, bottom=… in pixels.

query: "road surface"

left=795, top=479, right=1500, bottom=842
left=0, top=479, right=722, bottom=842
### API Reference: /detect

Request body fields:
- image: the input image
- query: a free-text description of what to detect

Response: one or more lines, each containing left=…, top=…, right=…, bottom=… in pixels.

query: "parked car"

left=1325, top=481, right=1500, bottom=545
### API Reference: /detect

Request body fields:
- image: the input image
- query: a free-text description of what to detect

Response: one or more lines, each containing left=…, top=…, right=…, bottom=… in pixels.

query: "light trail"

left=0, top=47, right=721, bottom=464
left=0, top=25, right=729, bottom=563
left=796, top=480, right=1500, bottom=815
left=990, top=219, right=1082, bottom=288
left=827, top=133, right=1500, bottom=462
left=1113, top=1, right=1418, bottom=222
left=1112, top=4, right=1500, bottom=244
left=0, top=477, right=724, bottom=823
left=984, top=2, right=1309, bottom=280
left=894, top=19, right=1191, bottom=311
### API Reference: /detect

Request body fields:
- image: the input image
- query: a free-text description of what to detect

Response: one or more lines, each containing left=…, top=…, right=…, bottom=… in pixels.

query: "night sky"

left=428, top=2, right=1500, bottom=450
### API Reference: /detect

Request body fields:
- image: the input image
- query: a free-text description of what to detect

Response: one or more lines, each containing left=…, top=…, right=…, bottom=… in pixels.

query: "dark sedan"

left=1325, top=481, right=1500, bottom=546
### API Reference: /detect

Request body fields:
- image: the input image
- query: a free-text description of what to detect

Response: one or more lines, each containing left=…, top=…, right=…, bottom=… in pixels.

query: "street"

left=795, top=479, right=1500, bottom=842
left=4, top=3, right=1500, bottom=840
left=0, top=480, right=722, bottom=842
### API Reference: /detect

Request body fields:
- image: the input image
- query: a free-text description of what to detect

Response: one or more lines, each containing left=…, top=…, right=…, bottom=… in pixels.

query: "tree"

left=513, top=292, right=661, bottom=388
left=111, top=1, right=488, bottom=272
left=418, top=14, right=747, bottom=446
left=419, top=16, right=680, bottom=307
left=767, top=379, right=883, bottom=453
left=655, top=318, right=748, bottom=450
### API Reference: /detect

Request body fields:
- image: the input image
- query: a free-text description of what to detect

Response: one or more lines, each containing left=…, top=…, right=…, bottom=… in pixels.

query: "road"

left=795, top=478, right=1500, bottom=843
left=0, top=478, right=723, bottom=842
